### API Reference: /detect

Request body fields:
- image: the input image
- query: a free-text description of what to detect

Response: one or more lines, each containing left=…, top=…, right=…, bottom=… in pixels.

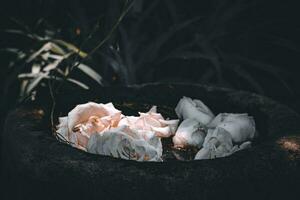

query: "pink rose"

left=56, top=102, right=122, bottom=150
left=118, top=106, right=179, bottom=138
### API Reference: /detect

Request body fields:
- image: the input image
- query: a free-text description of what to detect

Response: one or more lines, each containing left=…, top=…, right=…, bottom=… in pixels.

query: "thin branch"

left=48, top=77, right=56, bottom=134
left=85, top=0, right=134, bottom=57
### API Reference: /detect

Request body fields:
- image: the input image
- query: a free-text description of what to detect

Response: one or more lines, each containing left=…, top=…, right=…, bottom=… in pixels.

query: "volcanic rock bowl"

left=2, top=83, right=300, bottom=200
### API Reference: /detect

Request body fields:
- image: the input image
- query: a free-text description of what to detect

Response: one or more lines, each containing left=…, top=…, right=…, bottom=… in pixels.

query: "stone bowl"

left=2, top=83, right=300, bottom=200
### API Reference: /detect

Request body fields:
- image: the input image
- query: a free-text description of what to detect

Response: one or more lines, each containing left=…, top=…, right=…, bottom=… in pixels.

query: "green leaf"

left=225, top=54, right=293, bottom=94
left=162, top=51, right=215, bottom=62
left=26, top=42, right=52, bottom=63
left=25, top=72, right=49, bottom=94
left=268, top=35, right=300, bottom=53
left=49, top=42, right=67, bottom=55
left=0, top=48, right=20, bottom=54
left=18, top=73, right=39, bottom=79
left=4, top=29, right=43, bottom=41
left=43, top=58, right=64, bottom=72
left=76, top=63, right=103, bottom=85
left=67, top=78, right=89, bottom=90
left=136, top=16, right=203, bottom=68
left=229, top=64, right=265, bottom=94
left=54, top=40, right=87, bottom=58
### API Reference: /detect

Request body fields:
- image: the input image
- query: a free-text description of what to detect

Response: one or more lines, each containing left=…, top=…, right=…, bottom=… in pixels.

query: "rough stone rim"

left=3, top=83, right=300, bottom=189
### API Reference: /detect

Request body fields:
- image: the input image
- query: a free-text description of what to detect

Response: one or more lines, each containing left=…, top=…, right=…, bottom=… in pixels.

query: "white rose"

left=207, top=113, right=256, bottom=143
left=175, top=96, right=214, bottom=125
left=87, top=125, right=163, bottom=162
left=195, top=127, right=252, bottom=160
left=119, top=106, right=179, bottom=138
left=56, top=102, right=122, bottom=150
left=172, top=119, right=206, bottom=148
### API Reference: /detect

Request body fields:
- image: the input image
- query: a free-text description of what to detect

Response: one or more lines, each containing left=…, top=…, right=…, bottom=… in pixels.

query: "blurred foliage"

left=2, top=37, right=103, bottom=98
left=1, top=25, right=103, bottom=101
left=1, top=0, right=132, bottom=102
left=0, top=0, right=299, bottom=103
left=104, top=0, right=296, bottom=95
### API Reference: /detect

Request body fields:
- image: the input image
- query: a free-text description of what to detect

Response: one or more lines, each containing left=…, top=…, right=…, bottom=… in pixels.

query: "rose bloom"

left=87, top=125, right=163, bottom=162
left=175, top=96, right=215, bottom=125
left=56, top=102, right=122, bottom=150
left=207, top=113, right=256, bottom=143
left=56, top=102, right=178, bottom=161
left=172, top=97, right=214, bottom=148
left=195, top=113, right=255, bottom=160
left=118, top=106, right=179, bottom=138
left=173, top=118, right=206, bottom=148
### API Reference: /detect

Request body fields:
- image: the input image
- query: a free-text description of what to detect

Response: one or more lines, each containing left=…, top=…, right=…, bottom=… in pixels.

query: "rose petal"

left=208, top=113, right=256, bottom=143
left=57, top=102, right=176, bottom=161
left=195, top=127, right=233, bottom=160
left=173, top=119, right=206, bottom=148
left=56, top=117, right=68, bottom=140
left=67, top=102, right=121, bottom=134
left=119, top=106, right=178, bottom=138
left=87, top=125, right=163, bottom=161
left=194, top=127, right=253, bottom=160
left=56, top=102, right=122, bottom=149
left=151, top=126, right=171, bottom=137
left=175, top=96, right=214, bottom=125
left=159, top=119, right=179, bottom=135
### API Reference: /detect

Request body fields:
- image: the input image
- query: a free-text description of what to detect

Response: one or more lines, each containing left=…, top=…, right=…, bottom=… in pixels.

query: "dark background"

left=0, top=0, right=300, bottom=131
left=0, top=1, right=300, bottom=199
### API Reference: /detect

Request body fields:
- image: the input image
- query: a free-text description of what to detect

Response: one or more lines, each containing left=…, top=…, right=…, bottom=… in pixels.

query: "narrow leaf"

left=25, top=72, right=49, bottom=94
left=229, top=64, right=265, bottom=94
left=136, top=16, right=203, bottom=68
left=77, top=63, right=103, bottom=85
left=67, top=78, right=89, bottom=90
left=43, top=58, right=64, bottom=72
left=26, top=42, right=52, bottom=63
left=54, top=40, right=87, bottom=58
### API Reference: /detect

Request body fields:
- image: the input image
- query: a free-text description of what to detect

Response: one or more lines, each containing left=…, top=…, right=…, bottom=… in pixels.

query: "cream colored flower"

left=175, top=96, right=214, bottom=125
left=56, top=102, right=122, bottom=150
left=87, top=125, right=163, bottom=162
left=194, top=127, right=252, bottom=160
left=56, top=103, right=172, bottom=161
left=119, top=106, right=179, bottom=138
left=207, top=113, right=256, bottom=143
left=195, top=113, right=255, bottom=160
left=172, top=119, right=206, bottom=148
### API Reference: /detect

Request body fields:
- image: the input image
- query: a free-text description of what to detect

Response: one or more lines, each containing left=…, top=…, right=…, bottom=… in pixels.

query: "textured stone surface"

left=2, top=83, right=300, bottom=200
